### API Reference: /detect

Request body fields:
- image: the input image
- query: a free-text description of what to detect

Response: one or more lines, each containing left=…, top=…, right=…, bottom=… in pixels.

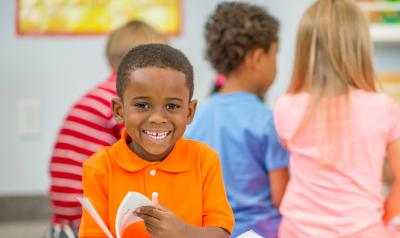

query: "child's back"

left=274, top=0, right=400, bottom=237
left=275, top=90, right=400, bottom=237
left=186, top=2, right=289, bottom=237
left=187, top=93, right=288, bottom=237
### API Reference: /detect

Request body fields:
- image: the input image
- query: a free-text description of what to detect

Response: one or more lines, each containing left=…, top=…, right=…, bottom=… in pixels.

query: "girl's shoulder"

left=351, top=89, right=398, bottom=108
left=274, top=92, right=310, bottom=113
left=275, top=90, right=396, bottom=108
left=273, top=93, right=310, bottom=140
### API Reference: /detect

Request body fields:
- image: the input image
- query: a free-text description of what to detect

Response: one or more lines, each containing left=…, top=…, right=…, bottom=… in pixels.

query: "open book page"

left=389, top=215, right=400, bottom=230
left=115, top=192, right=153, bottom=238
left=77, top=197, right=114, bottom=238
left=78, top=191, right=153, bottom=238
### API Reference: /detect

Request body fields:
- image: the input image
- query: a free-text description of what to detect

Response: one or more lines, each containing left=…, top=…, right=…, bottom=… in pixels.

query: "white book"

left=388, top=215, right=400, bottom=229
left=236, top=230, right=264, bottom=238
left=78, top=191, right=153, bottom=238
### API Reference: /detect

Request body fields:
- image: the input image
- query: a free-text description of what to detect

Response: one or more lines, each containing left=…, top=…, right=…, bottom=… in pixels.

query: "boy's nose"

left=148, top=109, right=167, bottom=124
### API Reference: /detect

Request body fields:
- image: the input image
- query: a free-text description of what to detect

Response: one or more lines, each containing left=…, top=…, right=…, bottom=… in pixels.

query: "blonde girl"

left=273, top=0, right=400, bottom=237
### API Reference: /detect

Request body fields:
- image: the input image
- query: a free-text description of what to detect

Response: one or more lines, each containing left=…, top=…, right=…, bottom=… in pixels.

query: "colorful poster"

left=17, top=0, right=181, bottom=36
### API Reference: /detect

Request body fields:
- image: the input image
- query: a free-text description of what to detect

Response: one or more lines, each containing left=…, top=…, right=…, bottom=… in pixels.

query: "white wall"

left=0, top=0, right=399, bottom=196
left=1, top=0, right=110, bottom=195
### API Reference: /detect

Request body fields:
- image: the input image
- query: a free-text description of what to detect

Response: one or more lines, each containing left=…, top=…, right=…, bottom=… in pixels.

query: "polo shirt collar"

left=113, top=129, right=190, bottom=173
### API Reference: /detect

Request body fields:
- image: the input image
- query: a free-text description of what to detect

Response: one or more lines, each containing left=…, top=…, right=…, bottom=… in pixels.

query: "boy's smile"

left=113, top=67, right=196, bottom=162
left=143, top=130, right=170, bottom=141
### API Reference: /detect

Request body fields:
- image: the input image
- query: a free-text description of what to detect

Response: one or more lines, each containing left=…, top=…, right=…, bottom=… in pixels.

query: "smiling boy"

left=78, top=44, right=234, bottom=238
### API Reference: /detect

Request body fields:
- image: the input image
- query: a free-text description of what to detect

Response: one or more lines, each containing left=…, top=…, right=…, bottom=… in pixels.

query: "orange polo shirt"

left=79, top=129, right=234, bottom=237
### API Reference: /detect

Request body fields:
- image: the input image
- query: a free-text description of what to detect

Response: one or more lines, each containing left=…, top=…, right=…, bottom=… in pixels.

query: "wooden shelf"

left=357, top=2, right=400, bottom=11
left=370, top=23, right=400, bottom=42
left=356, top=1, right=400, bottom=43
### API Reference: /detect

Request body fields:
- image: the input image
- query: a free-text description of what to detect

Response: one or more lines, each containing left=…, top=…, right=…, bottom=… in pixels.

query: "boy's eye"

left=134, top=103, right=149, bottom=109
left=166, top=103, right=180, bottom=110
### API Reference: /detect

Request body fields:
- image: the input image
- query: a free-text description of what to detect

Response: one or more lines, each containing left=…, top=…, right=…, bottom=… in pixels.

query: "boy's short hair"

left=205, top=2, right=279, bottom=75
left=116, top=44, right=194, bottom=100
left=106, top=20, right=167, bottom=69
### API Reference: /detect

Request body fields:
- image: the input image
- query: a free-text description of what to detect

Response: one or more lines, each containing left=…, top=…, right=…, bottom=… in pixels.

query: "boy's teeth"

left=146, top=131, right=167, bottom=136
left=144, top=131, right=169, bottom=140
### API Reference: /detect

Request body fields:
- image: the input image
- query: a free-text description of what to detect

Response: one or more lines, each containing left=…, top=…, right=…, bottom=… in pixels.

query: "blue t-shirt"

left=185, top=92, right=289, bottom=238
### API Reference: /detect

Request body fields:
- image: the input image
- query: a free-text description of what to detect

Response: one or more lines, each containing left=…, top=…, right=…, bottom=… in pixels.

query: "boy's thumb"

left=151, top=192, right=162, bottom=208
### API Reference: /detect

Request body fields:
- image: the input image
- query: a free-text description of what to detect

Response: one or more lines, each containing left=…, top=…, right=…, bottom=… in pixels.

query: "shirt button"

left=150, top=169, right=156, bottom=176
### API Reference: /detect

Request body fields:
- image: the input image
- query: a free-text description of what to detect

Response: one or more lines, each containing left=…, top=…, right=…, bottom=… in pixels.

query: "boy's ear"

left=252, top=48, right=266, bottom=69
left=112, top=97, right=124, bottom=123
left=244, top=48, right=264, bottom=70
left=186, top=99, right=197, bottom=124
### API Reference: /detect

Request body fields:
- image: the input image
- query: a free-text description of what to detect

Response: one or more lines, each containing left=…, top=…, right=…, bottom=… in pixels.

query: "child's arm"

left=135, top=197, right=229, bottom=238
left=264, top=120, right=290, bottom=209
left=269, top=167, right=289, bottom=208
left=384, top=139, right=400, bottom=224
left=383, top=159, right=394, bottom=186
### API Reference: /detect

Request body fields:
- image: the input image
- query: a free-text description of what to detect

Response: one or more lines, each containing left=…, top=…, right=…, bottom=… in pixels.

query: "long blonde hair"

left=288, top=0, right=377, bottom=163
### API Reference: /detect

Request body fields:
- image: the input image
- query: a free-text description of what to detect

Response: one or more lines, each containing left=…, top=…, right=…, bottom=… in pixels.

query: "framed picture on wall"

left=16, top=0, right=181, bottom=36
left=355, top=0, right=400, bottom=42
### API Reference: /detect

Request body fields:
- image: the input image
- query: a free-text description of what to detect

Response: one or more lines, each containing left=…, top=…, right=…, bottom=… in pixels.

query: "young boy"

left=78, top=44, right=234, bottom=237
left=185, top=2, right=289, bottom=237
left=48, top=20, right=167, bottom=237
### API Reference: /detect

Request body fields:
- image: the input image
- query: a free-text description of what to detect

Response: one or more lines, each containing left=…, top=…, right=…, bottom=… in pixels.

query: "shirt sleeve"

left=78, top=157, right=109, bottom=237
left=200, top=147, right=234, bottom=234
left=273, top=96, right=289, bottom=146
left=387, top=97, right=400, bottom=143
left=263, top=120, right=290, bottom=171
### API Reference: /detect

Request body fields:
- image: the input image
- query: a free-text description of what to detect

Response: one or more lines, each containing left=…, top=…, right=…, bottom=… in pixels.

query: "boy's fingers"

left=139, top=213, right=160, bottom=228
left=136, top=206, right=162, bottom=220
left=152, top=193, right=159, bottom=205
left=152, top=195, right=168, bottom=211
left=152, top=195, right=163, bottom=209
left=141, top=221, right=155, bottom=234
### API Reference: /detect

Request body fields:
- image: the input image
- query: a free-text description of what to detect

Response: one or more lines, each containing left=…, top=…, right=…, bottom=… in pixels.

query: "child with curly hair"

left=186, top=2, right=289, bottom=237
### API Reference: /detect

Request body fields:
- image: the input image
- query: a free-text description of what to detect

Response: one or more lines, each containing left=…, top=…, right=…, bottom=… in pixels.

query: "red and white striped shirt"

left=49, top=71, right=123, bottom=228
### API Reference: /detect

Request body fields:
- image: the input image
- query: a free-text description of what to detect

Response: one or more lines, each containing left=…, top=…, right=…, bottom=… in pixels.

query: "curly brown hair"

left=205, top=2, right=279, bottom=75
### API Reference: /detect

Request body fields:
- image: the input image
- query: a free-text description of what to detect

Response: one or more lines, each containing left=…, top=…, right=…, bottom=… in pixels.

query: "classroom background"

left=0, top=0, right=399, bottom=236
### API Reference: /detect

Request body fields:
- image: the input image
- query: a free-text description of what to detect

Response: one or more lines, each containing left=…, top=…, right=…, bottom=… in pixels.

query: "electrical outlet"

left=17, top=98, right=40, bottom=137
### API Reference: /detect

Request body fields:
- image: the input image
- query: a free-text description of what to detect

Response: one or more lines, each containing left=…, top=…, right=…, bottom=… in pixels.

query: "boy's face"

left=112, top=67, right=197, bottom=162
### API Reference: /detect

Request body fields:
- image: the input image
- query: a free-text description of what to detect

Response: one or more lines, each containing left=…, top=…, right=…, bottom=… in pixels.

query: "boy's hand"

left=135, top=196, right=188, bottom=238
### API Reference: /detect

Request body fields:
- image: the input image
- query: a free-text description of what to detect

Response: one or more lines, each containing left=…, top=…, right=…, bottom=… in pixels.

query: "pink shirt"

left=274, top=90, right=400, bottom=237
